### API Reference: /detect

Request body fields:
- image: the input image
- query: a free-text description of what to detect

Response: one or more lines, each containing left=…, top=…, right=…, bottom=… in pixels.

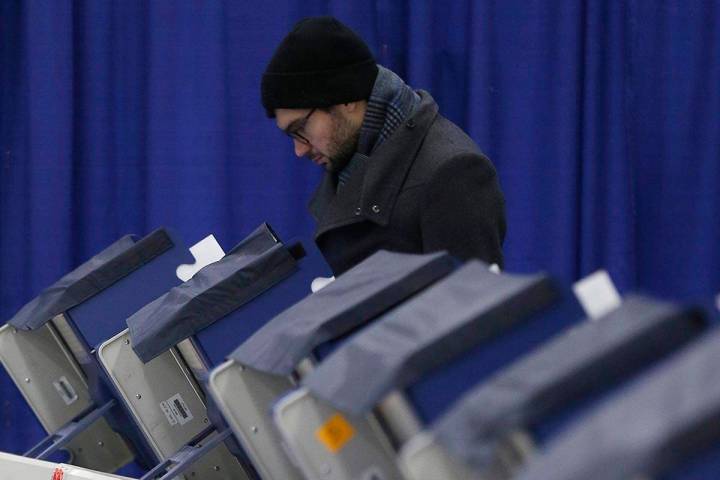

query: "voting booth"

left=517, top=323, right=720, bottom=480
left=3, top=224, right=716, bottom=480
left=270, top=260, right=585, bottom=480
left=96, top=223, right=337, bottom=479
left=398, top=295, right=710, bottom=480
left=0, top=229, right=195, bottom=474
left=209, top=249, right=457, bottom=480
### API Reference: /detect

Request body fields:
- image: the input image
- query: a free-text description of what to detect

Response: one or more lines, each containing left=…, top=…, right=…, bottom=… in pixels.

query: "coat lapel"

left=309, top=91, right=439, bottom=240
left=308, top=152, right=370, bottom=238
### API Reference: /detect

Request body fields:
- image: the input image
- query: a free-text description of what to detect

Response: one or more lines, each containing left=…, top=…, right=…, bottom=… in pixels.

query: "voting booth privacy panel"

left=0, top=224, right=306, bottom=478
left=210, top=249, right=456, bottom=480
left=2, top=225, right=720, bottom=480
left=516, top=326, right=720, bottom=480
left=0, top=226, right=455, bottom=479
left=0, top=229, right=196, bottom=474
left=97, top=224, right=336, bottom=480
left=267, top=262, right=584, bottom=480
left=399, top=296, right=710, bottom=480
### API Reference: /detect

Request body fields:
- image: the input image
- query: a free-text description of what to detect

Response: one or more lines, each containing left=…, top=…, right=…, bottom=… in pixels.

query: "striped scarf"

left=337, top=66, right=421, bottom=188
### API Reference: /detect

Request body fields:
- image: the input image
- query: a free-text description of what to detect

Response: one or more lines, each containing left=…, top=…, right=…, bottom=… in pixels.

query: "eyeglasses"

left=285, top=108, right=316, bottom=145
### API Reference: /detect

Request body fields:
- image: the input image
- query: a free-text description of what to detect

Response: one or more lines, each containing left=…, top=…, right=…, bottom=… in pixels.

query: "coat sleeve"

left=419, top=153, right=506, bottom=267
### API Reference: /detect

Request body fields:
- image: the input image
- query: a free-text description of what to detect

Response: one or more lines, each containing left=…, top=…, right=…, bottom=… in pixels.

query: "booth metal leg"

left=25, top=399, right=117, bottom=460
left=140, top=428, right=236, bottom=480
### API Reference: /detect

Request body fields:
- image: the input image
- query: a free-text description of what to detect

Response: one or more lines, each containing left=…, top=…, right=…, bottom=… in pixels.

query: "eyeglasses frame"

left=285, top=108, right=317, bottom=145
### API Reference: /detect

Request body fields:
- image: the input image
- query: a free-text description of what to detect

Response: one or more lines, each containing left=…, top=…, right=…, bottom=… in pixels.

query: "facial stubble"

left=325, top=110, right=361, bottom=173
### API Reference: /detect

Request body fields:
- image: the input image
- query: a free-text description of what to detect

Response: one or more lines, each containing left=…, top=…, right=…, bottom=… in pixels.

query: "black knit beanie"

left=261, top=16, right=378, bottom=118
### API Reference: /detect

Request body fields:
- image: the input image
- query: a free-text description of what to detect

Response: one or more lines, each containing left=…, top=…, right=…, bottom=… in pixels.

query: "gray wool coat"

left=308, top=91, right=506, bottom=275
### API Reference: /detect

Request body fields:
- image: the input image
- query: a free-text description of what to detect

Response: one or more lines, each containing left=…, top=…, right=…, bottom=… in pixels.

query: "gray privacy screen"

left=303, top=261, right=558, bottom=415
left=128, top=223, right=297, bottom=363
left=230, top=250, right=455, bottom=375
left=8, top=229, right=173, bottom=331
left=432, top=295, right=708, bottom=470
left=518, top=326, right=720, bottom=480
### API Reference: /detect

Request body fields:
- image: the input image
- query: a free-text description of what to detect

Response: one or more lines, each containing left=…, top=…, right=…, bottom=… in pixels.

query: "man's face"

left=275, top=106, right=360, bottom=173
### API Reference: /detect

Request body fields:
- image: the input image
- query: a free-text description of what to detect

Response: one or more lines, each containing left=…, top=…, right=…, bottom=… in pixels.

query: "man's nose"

left=293, top=139, right=311, bottom=158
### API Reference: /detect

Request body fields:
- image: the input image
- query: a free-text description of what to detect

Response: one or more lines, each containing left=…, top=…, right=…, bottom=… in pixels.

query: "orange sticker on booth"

left=315, top=413, right=355, bottom=453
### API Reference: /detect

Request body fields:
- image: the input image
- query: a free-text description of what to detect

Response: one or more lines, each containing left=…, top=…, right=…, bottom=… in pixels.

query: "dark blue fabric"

left=303, top=262, right=560, bottom=415
left=432, top=295, right=708, bottom=470
left=231, top=250, right=455, bottom=375
left=517, top=327, right=720, bottom=480
left=9, top=229, right=173, bottom=331
left=1, top=0, right=718, bottom=458
left=127, top=223, right=296, bottom=363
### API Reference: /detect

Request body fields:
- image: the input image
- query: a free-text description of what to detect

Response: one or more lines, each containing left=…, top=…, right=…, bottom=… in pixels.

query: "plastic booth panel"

left=273, top=261, right=585, bottom=480
left=208, top=250, right=456, bottom=480
left=516, top=326, right=720, bottom=480
left=274, top=388, right=403, bottom=480
left=399, top=295, right=709, bottom=480
left=1, top=228, right=197, bottom=475
left=97, top=329, right=250, bottom=480
left=0, top=322, right=133, bottom=472
left=113, top=225, right=329, bottom=479
left=399, top=432, right=494, bottom=480
left=208, top=361, right=298, bottom=480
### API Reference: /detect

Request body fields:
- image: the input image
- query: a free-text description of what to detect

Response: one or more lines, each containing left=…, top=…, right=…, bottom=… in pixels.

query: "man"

left=262, top=16, right=506, bottom=275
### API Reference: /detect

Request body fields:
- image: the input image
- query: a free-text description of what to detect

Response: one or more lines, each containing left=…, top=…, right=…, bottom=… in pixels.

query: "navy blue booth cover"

left=517, top=325, right=720, bottom=480
left=3, top=227, right=191, bottom=473
left=430, top=295, right=708, bottom=471
left=127, top=223, right=300, bottom=363
left=8, top=229, right=173, bottom=330
left=230, top=249, right=456, bottom=375
left=303, top=261, right=572, bottom=416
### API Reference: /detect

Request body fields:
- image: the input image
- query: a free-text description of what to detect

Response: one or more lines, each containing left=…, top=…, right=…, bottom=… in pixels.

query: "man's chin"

left=326, top=153, right=354, bottom=173
left=323, top=157, right=340, bottom=172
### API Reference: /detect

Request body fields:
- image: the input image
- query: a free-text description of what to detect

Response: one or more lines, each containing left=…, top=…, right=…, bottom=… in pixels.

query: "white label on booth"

left=160, top=393, right=193, bottom=426
left=160, top=400, right=178, bottom=426
left=53, top=376, right=78, bottom=406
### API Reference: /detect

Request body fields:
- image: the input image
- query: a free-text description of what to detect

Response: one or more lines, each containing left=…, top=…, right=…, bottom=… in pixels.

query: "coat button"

left=371, top=205, right=381, bottom=214
left=355, top=207, right=361, bottom=216
left=406, top=119, right=415, bottom=129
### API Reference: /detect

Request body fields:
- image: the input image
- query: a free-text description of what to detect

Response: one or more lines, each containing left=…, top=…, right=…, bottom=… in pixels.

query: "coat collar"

left=308, top=91, right=439, bottom=240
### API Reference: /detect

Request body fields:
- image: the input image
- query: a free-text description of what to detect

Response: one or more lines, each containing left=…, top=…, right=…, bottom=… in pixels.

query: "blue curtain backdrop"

left=1, top=0, right=718, bottom=462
